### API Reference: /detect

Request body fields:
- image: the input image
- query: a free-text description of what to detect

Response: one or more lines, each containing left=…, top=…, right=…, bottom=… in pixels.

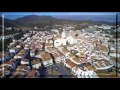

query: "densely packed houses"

left=0, top=24, right=118, bottom=78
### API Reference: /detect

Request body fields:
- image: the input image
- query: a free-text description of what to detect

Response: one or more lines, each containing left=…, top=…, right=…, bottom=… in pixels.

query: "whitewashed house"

left=31, top=59, right=41, bottom=69
left=54, top=38, right=67, bottom=47
left=67, top=36, right=77, bottom=45
left=64, top=59, right=79, bottom=75
left=52, top=52, right=65, bottom=63
left=58, top=47, right=70, bottom=58
left=40, top=51, right=53, bottom=67
left=54, top=38, right=62, bottom=47
left=9, top=47, right=20, bottom=54
left=21, top=59, right=29, bottom=65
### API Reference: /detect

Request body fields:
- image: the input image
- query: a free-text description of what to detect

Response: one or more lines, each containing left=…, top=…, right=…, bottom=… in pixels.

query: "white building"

left=40, top=51, right=53, bottom=67
left=31, top=59, right=41, bottom=69
left=67, top=36, right=77, bottom=45
left=54, top=38, right=67, bottom=47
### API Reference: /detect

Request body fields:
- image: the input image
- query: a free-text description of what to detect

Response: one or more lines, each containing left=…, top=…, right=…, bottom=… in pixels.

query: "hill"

left=0, top=15, right=116, bottom=28
left=0, top=17, right=20, bottom=27
left=15, top=15, right=115, bottom=26
left=15, top=15, right=60, bottom=26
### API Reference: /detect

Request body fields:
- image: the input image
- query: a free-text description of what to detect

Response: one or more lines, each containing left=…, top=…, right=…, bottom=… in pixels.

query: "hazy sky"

left=0, top=12, right=119, bottom=22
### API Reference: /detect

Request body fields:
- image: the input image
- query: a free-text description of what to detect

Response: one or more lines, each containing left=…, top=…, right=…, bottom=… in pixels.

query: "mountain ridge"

left=0, top=17, right=20, bottom=27
left=0, top=15, right=116, bottom=27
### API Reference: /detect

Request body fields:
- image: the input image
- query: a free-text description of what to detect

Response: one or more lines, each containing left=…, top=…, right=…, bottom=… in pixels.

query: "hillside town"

left=0, top=24, right=119, bottom=78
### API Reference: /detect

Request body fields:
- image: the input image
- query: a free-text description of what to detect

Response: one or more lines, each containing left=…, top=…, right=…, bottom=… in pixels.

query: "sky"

left=0, top=12, right=119, bottom=22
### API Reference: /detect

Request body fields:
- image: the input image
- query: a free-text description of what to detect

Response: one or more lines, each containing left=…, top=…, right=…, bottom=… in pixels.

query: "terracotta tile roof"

left=27, top=69, right=39, bottom=78
left=79, top=57, right=87, bottom=63
left=4, top=61, right=13, bottom=65
left=68, top=54, right=74, bottom=58
left=99, top=45, right=109, bottom=52
left=79, top=52, right=86, bottom=58
left=40, top=52, right=52, bottom=61
left=32, top=59, right=40, bottom=65
left=12, top=71, right=28, bottom=78
left=61, top=48, right=69, bottom=54
left=72, top=56, right=79, bottom=62
left=52, top=53, right=59, bottom=58
left=84, top=63, right=95, bottom=71
left=66, top=59, right=77, bottom=68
